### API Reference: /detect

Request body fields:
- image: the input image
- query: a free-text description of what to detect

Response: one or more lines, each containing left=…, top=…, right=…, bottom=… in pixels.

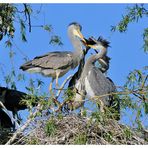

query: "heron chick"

left=81, top=37, right=120, bottom=119
left=66, top=37, right=111, bottom=111
left=20, top=22, right=87, bottom=91
left=67, top=36, right=120, bottom=120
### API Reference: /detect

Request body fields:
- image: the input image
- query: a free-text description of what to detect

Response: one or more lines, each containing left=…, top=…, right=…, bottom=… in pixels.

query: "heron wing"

left=88, top=68, right=120, bottom=118
left=26, top=51, right=74, bottom=70
left=88, top=67, right=116, bottom=96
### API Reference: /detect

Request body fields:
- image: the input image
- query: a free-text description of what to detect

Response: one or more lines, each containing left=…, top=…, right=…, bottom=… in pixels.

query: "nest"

left=15, top=114, right=148, bottom=145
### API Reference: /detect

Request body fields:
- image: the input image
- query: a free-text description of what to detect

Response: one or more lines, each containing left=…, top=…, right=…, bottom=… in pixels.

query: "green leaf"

left=37, top=79, right=44, bottom=88
left=144, top=102, right=148, bottom=114
left=17, top=73, right=25, bottom=81
left=9, top=49, right=16, bottom=58
left=43, top=25, right=52, bottom=32
left=11, top=81, right=16, bottom=90
left=49, top=35, right=63, bottom=46
left=5, top=40, right=12, bottom=48
left=45, top=119, right=57, bottom=136
left=20, top=19, right=27, bottom=42
left=143, top=28, right=148, bottom=53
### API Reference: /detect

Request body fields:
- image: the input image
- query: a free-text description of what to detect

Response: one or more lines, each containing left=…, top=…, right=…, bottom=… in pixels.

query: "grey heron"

left=66, top=37, right=111, bottom=110
left=20, top=22, right=86, bottom=91
left=66, top=37, right=120, bottom=120
left=81, top=37, right=120, bottom=119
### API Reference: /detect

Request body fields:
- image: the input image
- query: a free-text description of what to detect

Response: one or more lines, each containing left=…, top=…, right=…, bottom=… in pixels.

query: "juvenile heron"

left=67, top=37, right=120, bottom=119
left=20, top=22, right=86, bottom=91
left=81, top=37, right=120, bottom=119
left=66, top=37, right=111, bottom=110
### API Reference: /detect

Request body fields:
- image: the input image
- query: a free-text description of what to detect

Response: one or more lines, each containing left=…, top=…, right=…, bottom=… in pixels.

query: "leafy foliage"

left=111, top=4, right=148, bottom=53
left=143, top=28, right=148, bottom=52
left=74, top=133, right=87, bottom=144
left=45, top=118, right=57, bottom=137
left=0, top=4, right=15, bottom=40
left=111, top=4, right=148, bottom=32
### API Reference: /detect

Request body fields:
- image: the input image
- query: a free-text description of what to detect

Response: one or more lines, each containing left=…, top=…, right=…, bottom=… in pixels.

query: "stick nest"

left=14, top=113, right=148, bottom=145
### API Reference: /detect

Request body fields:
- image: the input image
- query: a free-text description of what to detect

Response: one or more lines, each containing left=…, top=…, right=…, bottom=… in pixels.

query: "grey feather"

left=20, top=51, right=74, bottom=70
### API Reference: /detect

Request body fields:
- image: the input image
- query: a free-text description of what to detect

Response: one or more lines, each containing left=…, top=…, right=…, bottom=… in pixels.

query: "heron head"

left=68, top=22, right=86, bottom=43
left=83, top=36, right=110, bottom=51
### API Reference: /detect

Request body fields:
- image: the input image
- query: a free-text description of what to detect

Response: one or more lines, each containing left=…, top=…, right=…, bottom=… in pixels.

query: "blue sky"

left=0, top=4, right=148, bottom=127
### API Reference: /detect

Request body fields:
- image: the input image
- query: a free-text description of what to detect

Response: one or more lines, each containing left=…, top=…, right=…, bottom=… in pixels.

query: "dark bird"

left=0, top=87, right=37, bottom=129
left=0, top=108, right=13, bottom=128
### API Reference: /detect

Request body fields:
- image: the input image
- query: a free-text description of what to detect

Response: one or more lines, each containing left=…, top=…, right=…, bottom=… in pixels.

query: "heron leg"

left=98, top=100, right=105, bottom=113
left=49, top=78, right=54, bottom=92
left=55, top=70, right=60, bottom=88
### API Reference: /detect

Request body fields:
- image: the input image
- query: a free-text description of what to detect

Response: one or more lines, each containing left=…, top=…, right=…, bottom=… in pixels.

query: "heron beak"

left=73, top=29, right=86, bottom=43
left=86, top=44, right=97, bottom=49
left=86, top=44, right=105, bottom=50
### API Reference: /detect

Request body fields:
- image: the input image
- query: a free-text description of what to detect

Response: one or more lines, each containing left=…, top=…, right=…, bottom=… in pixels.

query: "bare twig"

left=23, top=4, right=31, bottom=32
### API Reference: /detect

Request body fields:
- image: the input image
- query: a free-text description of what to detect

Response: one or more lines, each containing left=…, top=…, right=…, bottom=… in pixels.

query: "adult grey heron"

left=20, top=22, right=86, bottom=91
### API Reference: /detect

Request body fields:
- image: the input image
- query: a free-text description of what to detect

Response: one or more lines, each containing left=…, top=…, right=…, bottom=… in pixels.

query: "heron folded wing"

left=23, top=51, right=74, bottom=70
left=88, top=67, right=116, bottom=97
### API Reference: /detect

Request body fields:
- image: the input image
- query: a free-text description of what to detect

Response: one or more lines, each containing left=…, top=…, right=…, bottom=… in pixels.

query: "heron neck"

left=82, top=47, right=107, bottom=77
left=69, top=32, right=84, bottom=65
left=88, top=47, right=107, bottom=64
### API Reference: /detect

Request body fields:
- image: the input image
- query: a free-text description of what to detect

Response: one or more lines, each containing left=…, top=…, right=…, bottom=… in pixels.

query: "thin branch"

left=23, top=4, right=31, bottom=32
left=91, top=89, right=148, bottom=102
left=56, top=74, right=73, bottom=99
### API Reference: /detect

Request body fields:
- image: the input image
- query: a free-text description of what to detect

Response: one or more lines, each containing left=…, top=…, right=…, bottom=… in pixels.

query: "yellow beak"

left=73, top=29, right=86, bottom=43
left=86, top=44, right=99, bottom=49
